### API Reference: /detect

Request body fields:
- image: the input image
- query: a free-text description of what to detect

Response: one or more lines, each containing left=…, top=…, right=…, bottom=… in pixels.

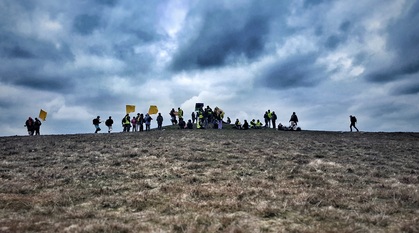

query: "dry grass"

left=0, top=128, right=418, bottom=232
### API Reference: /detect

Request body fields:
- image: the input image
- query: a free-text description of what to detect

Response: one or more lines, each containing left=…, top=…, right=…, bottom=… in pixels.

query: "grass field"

left=0, top=127, right=418, bottom=232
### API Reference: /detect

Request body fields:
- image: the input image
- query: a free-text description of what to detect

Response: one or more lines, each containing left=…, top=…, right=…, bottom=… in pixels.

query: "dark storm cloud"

left=261, top=53, right=325, bottom=89
left=367, top=1, right=419, bottom=82
left=0, top=32, right=74, bottom=61
left=95, top=0, right=118, bottom=7
left=390, top=81, right=419, bottom=95
left=73, top=14, right=101, bottom=35
left=170, top=8, right=272, bottom=71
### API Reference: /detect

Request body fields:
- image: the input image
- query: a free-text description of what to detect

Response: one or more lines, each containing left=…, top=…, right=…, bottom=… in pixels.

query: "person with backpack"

left=122, top=114, right=131, bottom=132
left=350, top=115, right=359, bottom=132
left=93, top=116, right=101, bottom=133
left=33, top=118, right=42, bottom=135
left=25, top=117, right=35, bottom=135
left=105, top=116, right=114, bottom=133
left=271, top=111, right=278, bottom=129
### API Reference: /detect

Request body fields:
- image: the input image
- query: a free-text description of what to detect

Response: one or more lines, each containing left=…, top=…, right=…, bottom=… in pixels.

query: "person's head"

left=35, top=118, right=39, bottom=121
left=158, top=113, right=161, bottom=116
left=97, top=116, right=100, bottom=119
left=109, top=116, right=112, bottom=119
left=293, top=112, right=296, bottom=115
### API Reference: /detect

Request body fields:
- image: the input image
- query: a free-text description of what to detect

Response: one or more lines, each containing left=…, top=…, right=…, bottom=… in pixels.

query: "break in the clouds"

left=0, top=0, right=418, bottom=136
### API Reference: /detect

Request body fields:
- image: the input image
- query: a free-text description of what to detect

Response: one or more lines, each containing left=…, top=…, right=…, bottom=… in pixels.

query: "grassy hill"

left=0, top=128, right=418, bottom=232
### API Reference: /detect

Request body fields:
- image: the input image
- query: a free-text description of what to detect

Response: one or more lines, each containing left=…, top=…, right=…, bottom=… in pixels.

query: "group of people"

left=233, top=111, right=300, bottom=130
left=92, top=112, right=166, bottom=133
left=24, top=117, right=42, bottom=135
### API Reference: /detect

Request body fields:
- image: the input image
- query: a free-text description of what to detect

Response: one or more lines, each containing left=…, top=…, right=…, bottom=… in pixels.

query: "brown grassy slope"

left=0, top=128, right=418, bottom=232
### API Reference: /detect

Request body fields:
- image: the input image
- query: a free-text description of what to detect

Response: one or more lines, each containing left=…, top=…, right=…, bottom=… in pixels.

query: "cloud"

left=170, top=2, right=280, bottom=71
left=366, top=1, right=419, bottom=82
left=73, top=14, right=101, bottom=35
left=260, top=53, right=325, bottom=89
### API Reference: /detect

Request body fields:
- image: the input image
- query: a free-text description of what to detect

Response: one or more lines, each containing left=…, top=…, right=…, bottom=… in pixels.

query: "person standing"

left=145, top=113, right=152, bottom=131
left=131, top=116, right=137, bottom=132
left=177, top=107, right=184, bottom=123
left=33, top=118, right=42, bottom=135
left=272, top=111, right=277, bottom=129
left=105, top=116, right=114, bottom=133
left=93, top=116, right=101, bottom=133
left=138, top=114, right=144, bottom=132
left=24, top=117, right=34, bottom=136
left=157, top=113, right=163, bottom=130
left=122, top=114, right=131, bottom=132
left=350, top=115, right=359, bottom=132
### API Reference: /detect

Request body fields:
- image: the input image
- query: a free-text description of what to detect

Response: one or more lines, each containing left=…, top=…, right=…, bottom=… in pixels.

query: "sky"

left=1, top=0, right=418, bottom=136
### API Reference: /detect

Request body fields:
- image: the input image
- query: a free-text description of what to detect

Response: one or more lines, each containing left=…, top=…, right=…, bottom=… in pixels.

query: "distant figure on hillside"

left=122, top=114, right=131, bottom=132
left=234, top=119, right=242, bottom=129
left=170, top=108, right=177, bottom=125
left=105, top=116, right=114, bottom=133
left=34, top=118, right=42, bottom=135
left=93, top=116, right=101, bottom=133
left=289, top=112, right=298, bottom=127
left=177, top=107, right=184, bottom=123
left=350, top=115, right=359, bottom=132
left=145, top=113, right=152, bottom=131
left=25, top=117, right=34, bottom=136
left=131, top=115, right=137, bottom=132
left=178, top=119, right=186, bottom=129
left=242, top=120, right=249, bottom=130
left=157, top=113, right=163, bottom=130
left=187, top=119, right=193, bottom=129
left=138, top=114, right=144, bottom=132
left=272, top=111, right=277, bottom=129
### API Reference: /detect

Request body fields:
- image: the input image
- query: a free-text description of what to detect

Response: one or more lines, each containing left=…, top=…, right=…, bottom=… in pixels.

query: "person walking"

left=93, top=116, right=101, bottom=133
left=25, top=117, right=35, bottom=135
left=105, top=116, right=114, bottom=133
left=34, top=118, right=42, bottom=135
left=350, top=115, right=359, bottom=132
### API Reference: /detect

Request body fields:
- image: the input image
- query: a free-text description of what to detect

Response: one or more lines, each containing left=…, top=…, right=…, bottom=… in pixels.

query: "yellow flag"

left=39, top=109, right=47, bottom=121
left=148, top=105, right=158, bottom=115
left=126, top=105, right=135, bottom=114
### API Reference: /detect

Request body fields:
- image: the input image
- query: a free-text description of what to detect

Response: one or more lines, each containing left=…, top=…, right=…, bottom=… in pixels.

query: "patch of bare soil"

left=0, top=128, right=418, bottom=232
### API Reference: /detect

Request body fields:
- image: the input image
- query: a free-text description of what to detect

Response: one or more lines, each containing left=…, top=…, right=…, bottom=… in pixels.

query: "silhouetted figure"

left=34, top=118, right=42, bottom=135
left=25, top=117, right=34, bottom=136
left=105, top=116, right=114, bottom=133
left=93, top=116, right=101, bottom=133
left=157, top=113, right=163, bottom=130
left=350, top=115, right=359, bottom=132
left=289, top=112, right=298, bottom=128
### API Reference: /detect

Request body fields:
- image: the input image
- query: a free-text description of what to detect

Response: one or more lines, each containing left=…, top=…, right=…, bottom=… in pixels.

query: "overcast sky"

left=1, top=0, right=418, bottom=136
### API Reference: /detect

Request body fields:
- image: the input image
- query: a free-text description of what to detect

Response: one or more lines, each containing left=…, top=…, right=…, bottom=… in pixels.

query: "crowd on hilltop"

left=89, top=105, right=304, bottom=134
left=23, top=105, right=360, bottom=135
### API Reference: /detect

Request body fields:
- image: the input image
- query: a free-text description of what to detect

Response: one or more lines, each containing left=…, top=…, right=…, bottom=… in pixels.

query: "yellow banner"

left=126, top=105, right=135, bottom=114
left=39, top=109, right=47, bottom=121
left=148, top=105, right=158, bottom=115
